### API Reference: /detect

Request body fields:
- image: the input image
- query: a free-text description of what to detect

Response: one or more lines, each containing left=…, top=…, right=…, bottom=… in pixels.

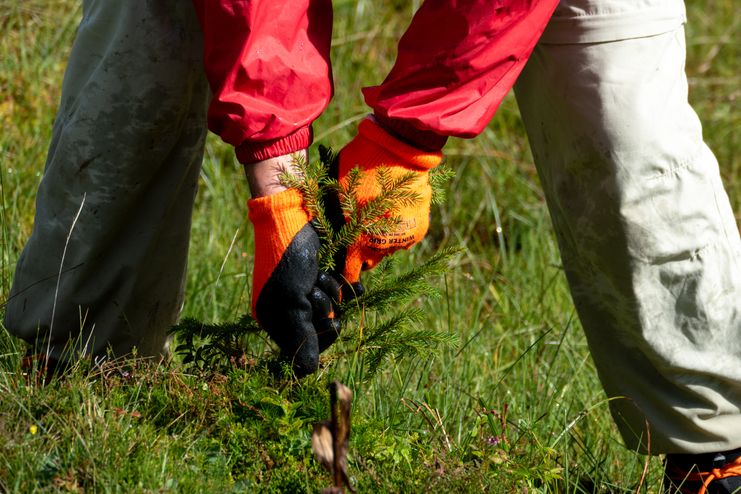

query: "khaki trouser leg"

left=515, top=26, right=741, bottom=454
left=4, top=0, right=209, bottom=362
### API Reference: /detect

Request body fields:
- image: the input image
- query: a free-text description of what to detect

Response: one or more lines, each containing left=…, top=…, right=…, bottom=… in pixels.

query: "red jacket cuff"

left=236, top=126, right=313, bottom=164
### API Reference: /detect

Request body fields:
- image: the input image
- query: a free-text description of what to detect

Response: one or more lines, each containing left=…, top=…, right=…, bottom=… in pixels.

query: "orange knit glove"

left=337, top=119, right=443, bottom=283
left=249, top=189, right=342, bottom=376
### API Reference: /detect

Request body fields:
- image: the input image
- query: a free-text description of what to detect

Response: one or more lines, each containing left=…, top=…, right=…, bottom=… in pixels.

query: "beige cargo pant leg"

left=515, top=21, right=741, bottom=452
left=4, top=1, right=209, bottom=363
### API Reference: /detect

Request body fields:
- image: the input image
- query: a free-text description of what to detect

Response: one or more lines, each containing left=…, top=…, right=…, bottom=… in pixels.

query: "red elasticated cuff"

left=373, top=113, right=448, bottom=152
left=236, top=126, right=313, bottom=164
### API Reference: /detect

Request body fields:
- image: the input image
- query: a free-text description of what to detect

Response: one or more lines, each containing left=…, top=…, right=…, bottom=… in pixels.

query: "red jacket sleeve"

left=364, top=0, right=558, bottom=150
left=193, top=0, right=333, bottom=163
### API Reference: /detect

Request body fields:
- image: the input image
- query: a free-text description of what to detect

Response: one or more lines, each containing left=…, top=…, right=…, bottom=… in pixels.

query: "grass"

left=1, top=1, right=738, bottom=492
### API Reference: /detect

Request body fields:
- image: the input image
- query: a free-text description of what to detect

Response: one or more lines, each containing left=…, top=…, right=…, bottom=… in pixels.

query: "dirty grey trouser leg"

left=515, top=27, right=741, bottom=454
left=4, top=1, right=209, bottom=362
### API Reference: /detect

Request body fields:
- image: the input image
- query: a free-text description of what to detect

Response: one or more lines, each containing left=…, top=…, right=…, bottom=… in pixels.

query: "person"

left=4, top=0, right=739, bottom=491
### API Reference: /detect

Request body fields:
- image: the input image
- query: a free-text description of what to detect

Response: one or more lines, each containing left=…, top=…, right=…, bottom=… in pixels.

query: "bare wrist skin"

left=243, top=150, right=307, bottom=198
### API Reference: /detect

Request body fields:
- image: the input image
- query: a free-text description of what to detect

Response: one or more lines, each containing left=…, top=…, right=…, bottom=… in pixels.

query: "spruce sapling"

left=171, top=146, right=458, bottom=377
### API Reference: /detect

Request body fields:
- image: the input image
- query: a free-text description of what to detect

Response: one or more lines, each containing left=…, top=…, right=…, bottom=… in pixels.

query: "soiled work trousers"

left=515, top=1, right=741, bottom=453
left=4, top=1, right=209, bottom=360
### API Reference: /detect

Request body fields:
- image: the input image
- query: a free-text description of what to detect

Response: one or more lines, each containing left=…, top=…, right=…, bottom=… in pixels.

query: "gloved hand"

left=249, top=189, right=342, bottom=377
left=337, top=118, right=443, bottom=283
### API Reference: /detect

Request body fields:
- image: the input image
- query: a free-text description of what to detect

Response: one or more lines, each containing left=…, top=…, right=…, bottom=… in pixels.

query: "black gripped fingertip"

left=316, top=272, right=341, bottom=302
left=310, top=288, right=342, bottom=353
left=308, top=287, right=333, bottom=314
left=283, top=340, right=320, bottom=378
left=317, top=318, right=342, bottom=353
left=352, top=282, right=366, bottom=298
left=267, top=351, right=319, bottom=379
left=342, top=281, right=366, bottom=301
left=291, top=356, right=319, bottom=378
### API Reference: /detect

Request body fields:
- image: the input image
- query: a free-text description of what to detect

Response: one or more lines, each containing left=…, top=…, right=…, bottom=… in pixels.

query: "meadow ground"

left=1, top=1, right=738, bottom=492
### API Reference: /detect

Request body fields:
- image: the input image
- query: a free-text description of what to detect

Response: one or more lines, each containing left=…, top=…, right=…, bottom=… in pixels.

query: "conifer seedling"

left=170, top=146, right=458, bottom=377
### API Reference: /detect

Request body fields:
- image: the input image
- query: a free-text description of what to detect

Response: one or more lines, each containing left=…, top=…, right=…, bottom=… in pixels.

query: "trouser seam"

left=645, top=144, right=704, bottom=182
